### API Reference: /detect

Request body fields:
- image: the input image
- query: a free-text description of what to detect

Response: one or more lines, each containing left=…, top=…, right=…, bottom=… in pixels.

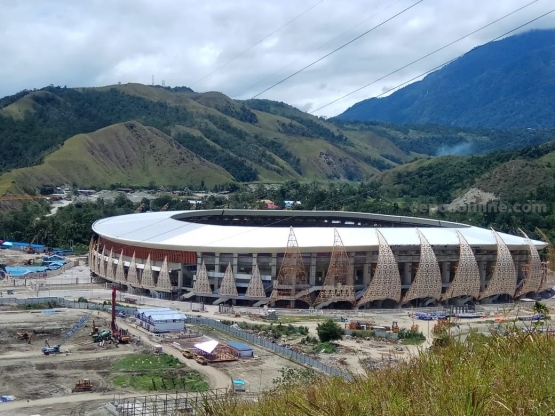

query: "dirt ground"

left=0, top=309, right=207, bottom=416
left=174, top=328, right=303, bottom=392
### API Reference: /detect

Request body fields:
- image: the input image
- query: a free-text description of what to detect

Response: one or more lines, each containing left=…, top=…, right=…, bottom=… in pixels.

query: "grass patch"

left=266, top=316, right=327, bottom=324
left=401, top=337, right=425, bottom=345
left=17, top=301, right=59, bottom=310
left=112, top=353, right=208, bottom=392
left=113, top=353, right=183, bottom=371
left=221, top=320, right=309, bottom=338
left=313, top=342, right=337, bottom=354
left=112, top=372, right=208, bottom=392
left=199, top=329, right=555, bottom=415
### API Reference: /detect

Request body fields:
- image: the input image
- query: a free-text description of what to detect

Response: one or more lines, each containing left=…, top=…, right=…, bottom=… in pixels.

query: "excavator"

left=41, top=339, right=61, bottom=355
left=17, top=331, right=33, bottom=344
left=90, top=320, right=99, bottom=336
left=72, top=379, right=93, bottom=393
left=24, top=234, right=38, bottom=254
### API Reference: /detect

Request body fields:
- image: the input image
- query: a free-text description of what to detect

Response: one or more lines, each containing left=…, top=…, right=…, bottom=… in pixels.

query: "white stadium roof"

left=92, top=210, right=546, bottom=253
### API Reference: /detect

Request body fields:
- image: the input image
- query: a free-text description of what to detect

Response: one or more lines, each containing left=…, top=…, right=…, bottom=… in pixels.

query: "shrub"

left=316, top=319, right=343, bottom=342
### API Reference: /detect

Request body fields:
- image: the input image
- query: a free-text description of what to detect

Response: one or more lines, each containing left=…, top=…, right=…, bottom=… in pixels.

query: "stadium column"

left=178, top=264, right=184, bottom=290
left=233, top=253, right=238, bottom=276
left=403, top=262, right=411, bottom=285
left=479, top=261, right=487, bottom=291
left=363, top=252, right=371, bottom=286
left=349, top=252, right=355, bottom=285
left=271, top=253, right=277, bottom=279
left=214, top=253, right=220, bottom=273
left=442, top=262, right=450, bottom=284
left=309, top=253, right=316, bottom=286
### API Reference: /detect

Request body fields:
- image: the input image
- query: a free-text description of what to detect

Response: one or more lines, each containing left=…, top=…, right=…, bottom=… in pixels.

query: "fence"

left=186, top=316, right=353, bottom=381
left=0, top=296, right=139, bottom=316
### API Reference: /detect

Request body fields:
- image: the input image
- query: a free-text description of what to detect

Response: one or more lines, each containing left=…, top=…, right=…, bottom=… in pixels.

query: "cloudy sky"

left=1, top=0, right=554, bottom=116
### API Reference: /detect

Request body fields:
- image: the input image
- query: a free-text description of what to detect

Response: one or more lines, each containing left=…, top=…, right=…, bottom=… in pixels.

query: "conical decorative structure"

left=515, top=229, right=543, bottom=297
left=193, top=261, right=212, bottom=295
left=313, top=229, right=355, bottom=306
left=100, top=246, right=106, bottom=277
left=156, top=257, right=172, bottom=289
left=442, top=231, right=481, bottom=301
left=245, top=264, right=266, bottom=298
left=127, top=252, right=139, bottom=286
left=358, top=230, right=401, bottom=306
left=403, top=229, right=442, bottom=303
left=269, top=227, right=311, bottom=305
left=536, top=228, right=555, bottom=272
left=142, top=254, right=155, bottom=287
left=219, top=263, right=238, bottom=297
left=534, top=228, right=555, bottom=293
left=479, top=230, right=517, bottom=299
left=107, top=249, right=114, bottom=280
left=115, top=250, right=125, bottom=282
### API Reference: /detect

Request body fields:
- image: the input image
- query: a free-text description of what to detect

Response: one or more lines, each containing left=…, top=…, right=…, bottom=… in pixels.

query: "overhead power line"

left=189, top=0, right=325, bottom=88
left=250, top=0, right=424, bottom=99
left=312, top=1, right=550, bottom=115
left=232, top=0, right=403, bottom=98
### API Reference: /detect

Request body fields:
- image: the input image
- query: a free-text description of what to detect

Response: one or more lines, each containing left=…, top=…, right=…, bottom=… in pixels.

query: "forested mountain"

left=2, top=82, right=555, bottom=195
left=336, top=30, right=555, bottom=128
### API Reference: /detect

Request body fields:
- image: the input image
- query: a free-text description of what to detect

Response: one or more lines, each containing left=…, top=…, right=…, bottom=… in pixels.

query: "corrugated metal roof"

left=227, top=342, right=253, bottom=351
left=92, top=210, right=546, bottom=252
left=148, top=313, right=186, bottom=321
left=195, top=340, right=218, bottom=354
left=137, top=307, right=171, bottom=314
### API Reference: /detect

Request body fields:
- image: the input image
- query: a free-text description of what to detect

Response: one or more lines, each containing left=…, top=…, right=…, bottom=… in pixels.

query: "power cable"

left=250, top=0, right=424, bottom=99
left=312, top=2, right=552, bottom=115
left=189, top=0, right=325, bottom=88
left=232, top=0, right=403, bottom=98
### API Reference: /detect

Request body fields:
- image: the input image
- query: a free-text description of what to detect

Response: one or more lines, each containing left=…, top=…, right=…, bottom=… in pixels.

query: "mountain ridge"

left=336, top=29, right=555, bottom=128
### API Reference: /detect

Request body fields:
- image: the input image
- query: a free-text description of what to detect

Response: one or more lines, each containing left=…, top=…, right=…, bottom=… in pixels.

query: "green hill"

left=0, top=84, right=419, bottom=194
left=2, top=83, right=555, bottom=196
left=0, top=121, right=232, bottom=194
left=370, top=140, right=555, bottom=204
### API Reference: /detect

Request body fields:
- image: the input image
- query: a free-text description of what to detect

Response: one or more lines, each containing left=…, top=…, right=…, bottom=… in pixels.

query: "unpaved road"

left=0, top=348, right=135, bottom=367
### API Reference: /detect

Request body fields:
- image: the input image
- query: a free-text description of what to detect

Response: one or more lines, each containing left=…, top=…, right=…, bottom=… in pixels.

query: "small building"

left=226, top=342, right=254, bottom=358
left=194, top=339, right=238, bottom=362
left=135, top=307, right=186, bottom=333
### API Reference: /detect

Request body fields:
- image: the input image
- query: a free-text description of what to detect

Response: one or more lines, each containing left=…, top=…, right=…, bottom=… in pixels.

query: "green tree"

left=316, top=319, right=343, bottom=342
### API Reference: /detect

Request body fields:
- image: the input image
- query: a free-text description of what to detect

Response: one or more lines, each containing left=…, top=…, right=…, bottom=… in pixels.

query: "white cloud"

left=0, top=0, right=554, bottom=116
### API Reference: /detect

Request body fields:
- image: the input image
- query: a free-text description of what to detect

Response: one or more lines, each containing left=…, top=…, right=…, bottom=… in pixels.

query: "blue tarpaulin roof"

left=226, top=342, right=253, bottom=351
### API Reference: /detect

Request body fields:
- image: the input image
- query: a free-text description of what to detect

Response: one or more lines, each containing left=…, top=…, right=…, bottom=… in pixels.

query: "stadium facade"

left=89, top=209, right=550, bottom=308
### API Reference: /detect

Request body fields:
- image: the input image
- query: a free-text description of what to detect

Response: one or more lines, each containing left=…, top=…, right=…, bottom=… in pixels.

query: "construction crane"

left=111, top=286, right=130, bottom=344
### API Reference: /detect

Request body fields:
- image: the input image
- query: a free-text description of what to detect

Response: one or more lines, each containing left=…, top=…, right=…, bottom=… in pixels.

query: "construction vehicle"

left=118, top=328, right=130, bottom=344
left=391, top=321, right=400, bottom=333
left=24, top=234, right=38, bottom=254
left=41, top=339, right=61, bottom=355
left=195, top=355, right=208, bottom=365
left=90, top=320, right=99, bottom=336
left=182, top=349, right=194, bottom=359
left=17, top=331, right=30, bottom=340
left=72, top=379, right=93, bottom=393
left=92, top=330, right=111, bottom=343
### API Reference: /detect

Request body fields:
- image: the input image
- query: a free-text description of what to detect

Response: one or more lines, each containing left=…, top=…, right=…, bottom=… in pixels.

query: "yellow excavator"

left=24, top=234, right=38, bottom=254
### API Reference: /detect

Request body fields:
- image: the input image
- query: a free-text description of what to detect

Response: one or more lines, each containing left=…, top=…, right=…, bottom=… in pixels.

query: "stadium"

left=90, top=209, right=550, bottom=309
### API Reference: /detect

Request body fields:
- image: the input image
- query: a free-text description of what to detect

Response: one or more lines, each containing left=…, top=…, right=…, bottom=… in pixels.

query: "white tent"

left=194, top=339, right=218, bottom=354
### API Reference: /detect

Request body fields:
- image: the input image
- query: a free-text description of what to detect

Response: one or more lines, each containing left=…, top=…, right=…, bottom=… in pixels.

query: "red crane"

left=111, top=285, right=130, bottom=343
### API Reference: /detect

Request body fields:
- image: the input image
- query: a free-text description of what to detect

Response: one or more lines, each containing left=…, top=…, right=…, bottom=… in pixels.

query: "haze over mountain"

left=336, top=30, right=555, bottom=129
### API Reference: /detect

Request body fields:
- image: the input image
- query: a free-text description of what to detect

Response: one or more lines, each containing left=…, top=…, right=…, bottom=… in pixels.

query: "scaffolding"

left=535, top=228, right=555, bottom=292
left=219, top=264, right=238, bottom=297
left=358, top=230, right=401, bottom=306
left=442, top=231, right=481, bottom=301
left=245, top=264, right=266, bottom=298
left=156, top=257, right=172, bottom=290
left=269, top=227, right=311, bottom=305
left=100, top=246, right=106, bottom=277
left=313, top=229, right=355, bottom=306
left=193, top=261, right=212, bottom=295
left=515, top=229, right=543, bottom=297
left=107, top=389, right=233, bottom=415
left=479, top=229, right=517, bottom=299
